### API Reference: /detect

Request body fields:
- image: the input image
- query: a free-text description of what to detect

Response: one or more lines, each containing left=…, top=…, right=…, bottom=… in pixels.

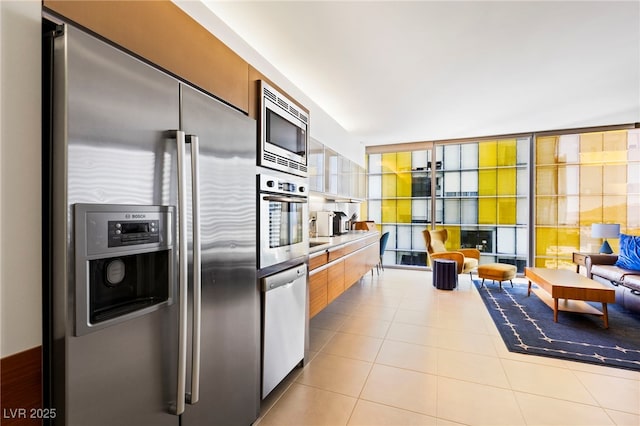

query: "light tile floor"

left=256, top=269, right=640, bottom=426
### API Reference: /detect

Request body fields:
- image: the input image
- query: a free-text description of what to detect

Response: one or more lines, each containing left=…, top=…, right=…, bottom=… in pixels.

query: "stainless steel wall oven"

left=259, top=81, right=309, bottom=177
left=258, top=172, right=309, bottom=269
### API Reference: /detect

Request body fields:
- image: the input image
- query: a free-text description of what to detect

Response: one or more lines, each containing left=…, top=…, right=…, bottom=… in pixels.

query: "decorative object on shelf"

left=591, top=223, right=620, bottom=254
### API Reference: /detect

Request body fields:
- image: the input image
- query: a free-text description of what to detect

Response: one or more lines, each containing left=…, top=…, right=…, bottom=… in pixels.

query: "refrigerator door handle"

left=185, top=134, right=201, bottom=405
left=171, top=130, right=188, bottom=415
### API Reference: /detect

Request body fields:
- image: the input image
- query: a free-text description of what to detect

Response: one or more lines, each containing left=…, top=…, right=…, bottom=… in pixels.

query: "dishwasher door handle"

left=261, top=264, right=307, bottom=292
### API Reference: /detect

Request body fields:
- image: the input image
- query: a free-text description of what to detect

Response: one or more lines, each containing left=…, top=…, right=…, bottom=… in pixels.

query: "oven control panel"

left=259, top=173, right=308, bottom=197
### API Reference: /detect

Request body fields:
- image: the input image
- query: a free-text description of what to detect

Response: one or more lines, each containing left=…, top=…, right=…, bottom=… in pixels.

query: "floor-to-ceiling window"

left=367, top=149, right=435, bottom=267
left=366, top=126, right=639, bottom=272
left=367, top=137, right=530, bottom=272
left=534, top=128, right=640, bottom=269
left=435, top=138, right=530, bottom=272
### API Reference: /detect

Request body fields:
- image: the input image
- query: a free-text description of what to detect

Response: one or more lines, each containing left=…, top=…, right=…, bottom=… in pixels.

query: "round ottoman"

left=477, top=263, right=517, bottom=290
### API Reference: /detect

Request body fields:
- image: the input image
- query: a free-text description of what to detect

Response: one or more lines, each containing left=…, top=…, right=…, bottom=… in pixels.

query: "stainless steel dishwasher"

left=261, top=263, right=307, bottom=398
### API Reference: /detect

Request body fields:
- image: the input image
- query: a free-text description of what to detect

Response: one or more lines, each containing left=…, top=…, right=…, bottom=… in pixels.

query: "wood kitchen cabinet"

left=308, top=233, right=379, bottom=318
left=327, top=260, right=345, bottom=304
left=309, top=268, right=328, bottom=318
left=44, top=0, right=250, bottom=112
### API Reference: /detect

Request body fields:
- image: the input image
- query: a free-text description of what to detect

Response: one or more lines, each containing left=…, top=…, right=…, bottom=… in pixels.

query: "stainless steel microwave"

left=259, top=81, right=309, bottom=177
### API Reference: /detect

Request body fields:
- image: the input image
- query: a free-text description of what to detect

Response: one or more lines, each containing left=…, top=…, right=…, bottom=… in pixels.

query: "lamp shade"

left=591, top=223, right=620, bottom=239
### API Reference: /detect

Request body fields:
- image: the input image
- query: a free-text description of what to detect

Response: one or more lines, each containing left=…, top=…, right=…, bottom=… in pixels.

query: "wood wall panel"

left=44, top=0, right=249, bottom=112
left=0, top=346, right=42, bottom=425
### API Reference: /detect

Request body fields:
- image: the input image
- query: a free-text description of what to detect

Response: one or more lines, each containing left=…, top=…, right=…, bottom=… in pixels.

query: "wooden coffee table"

left=524, top=267, right=616, bottom=328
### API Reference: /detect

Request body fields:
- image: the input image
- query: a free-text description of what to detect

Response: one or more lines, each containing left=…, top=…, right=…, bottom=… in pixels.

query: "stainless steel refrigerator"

left=43, top=21, right=260, bottom=425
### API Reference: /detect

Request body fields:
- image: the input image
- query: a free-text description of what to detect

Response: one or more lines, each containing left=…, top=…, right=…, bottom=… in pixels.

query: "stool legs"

left=481, top=278, right=515, bottom=290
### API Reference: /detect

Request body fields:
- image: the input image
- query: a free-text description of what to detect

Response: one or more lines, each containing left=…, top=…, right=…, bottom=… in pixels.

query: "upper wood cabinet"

left=44, top=0, right=249, bottom=112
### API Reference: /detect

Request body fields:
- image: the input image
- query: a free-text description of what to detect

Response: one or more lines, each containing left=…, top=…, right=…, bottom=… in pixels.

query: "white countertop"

left=309, top=230, right=380, bottom=254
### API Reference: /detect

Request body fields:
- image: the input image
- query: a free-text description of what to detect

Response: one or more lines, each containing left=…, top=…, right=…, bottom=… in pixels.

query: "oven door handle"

left=263, top=195, right=308, bottom=203
left=185, top=134, right=201, bottom=406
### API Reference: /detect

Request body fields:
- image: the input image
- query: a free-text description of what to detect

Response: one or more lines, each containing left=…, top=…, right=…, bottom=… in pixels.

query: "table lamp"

left=591, top=223, right=620, bottom=254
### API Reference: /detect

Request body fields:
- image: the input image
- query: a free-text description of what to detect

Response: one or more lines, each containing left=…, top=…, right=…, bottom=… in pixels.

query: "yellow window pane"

left=603, top=195, right=627, bottom=225
left=478, top=198, right=496, bottom=224
left=497, top=168, right=516, bottom=195
left=478, top=169, right=497, bottom=196
left=579, top=196, right=602, bottom=225
left=536, top=197, right=557, bottom=226
left=381, top=153, right=396, bottom=173
left=497, top=139, right=517, bottom=166
left=558, top=196, right=580, bottom=226
left=535, top=257, right=557, bottom=268
left=580, top=132, right=603, bottom=152
left=442, top=226, right=461, bottom=250
left=381, top=199, right=397, bottom=223
left=479, top=140, right=497, bottom=167
left=536, top=227, right=558, bottom=258
left=497, top=198, right=516, bottom=224
left=603, top=130, right=627, bottom=163
left=579, top=165, right=602, bottom=195
left=536, top=166, right=557, bottom=195
left=396, top=152, right=412, bottom=172
left=580, top=132, right=603, bottom=163
left=360, top=202, right=368, bottom=221
left=603, top=165, right=627, bottom=194
left=396, top=199, right=412, bottom=223
left=557, top=228, right=580, bottom=256
left=397, top=172, right=412, bottom=197
left=536, top=136, right=558, bottom=165
left=382, top=173, right=397, bottom=197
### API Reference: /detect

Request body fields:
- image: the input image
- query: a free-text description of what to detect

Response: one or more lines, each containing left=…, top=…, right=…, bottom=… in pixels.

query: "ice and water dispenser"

left=74, top=204, right=175, bottom=336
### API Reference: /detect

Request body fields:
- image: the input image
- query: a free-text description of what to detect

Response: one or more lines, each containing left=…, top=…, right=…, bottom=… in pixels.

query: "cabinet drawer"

left=309, top=252, right=329, bottom=270
left=328, top=246, right=346, bottom=262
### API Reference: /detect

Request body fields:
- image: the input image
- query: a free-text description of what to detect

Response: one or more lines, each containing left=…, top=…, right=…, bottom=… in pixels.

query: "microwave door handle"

left=185, top=135, right=201, bottom=405
left=263, top=195, right=307, bottom=203
left=169, top=130, right=188, bottom=416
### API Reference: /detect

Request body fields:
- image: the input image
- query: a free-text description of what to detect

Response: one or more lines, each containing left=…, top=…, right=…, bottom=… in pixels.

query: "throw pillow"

left=615, top=234, right=640, bottom=270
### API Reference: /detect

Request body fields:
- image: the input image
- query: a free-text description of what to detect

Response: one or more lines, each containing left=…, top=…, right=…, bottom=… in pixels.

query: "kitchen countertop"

left=309, top=230, right=380, bottom=255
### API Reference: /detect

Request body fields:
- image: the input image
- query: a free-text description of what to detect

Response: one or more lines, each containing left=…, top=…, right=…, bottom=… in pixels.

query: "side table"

left=572, top=252, right=617, bottom=274
left=433, top=259, right=457, bottom=290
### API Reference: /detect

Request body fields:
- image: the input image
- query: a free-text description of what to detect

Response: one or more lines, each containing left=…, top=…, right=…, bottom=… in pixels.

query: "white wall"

left=173, top=0, right=366, bottom=167
left=0, top=0, right=42, bottom=358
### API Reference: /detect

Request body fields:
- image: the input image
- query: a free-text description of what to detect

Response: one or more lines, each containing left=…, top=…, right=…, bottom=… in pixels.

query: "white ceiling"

left=188, top=1, right=639, bottom=147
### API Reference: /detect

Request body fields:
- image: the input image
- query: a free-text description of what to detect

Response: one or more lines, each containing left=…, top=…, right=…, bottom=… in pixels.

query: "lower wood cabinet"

left=308, top=235, right=379, bottom=319
left=309, top=268, right=328, bottom=318
left=327, top=260, right=345, bottom=304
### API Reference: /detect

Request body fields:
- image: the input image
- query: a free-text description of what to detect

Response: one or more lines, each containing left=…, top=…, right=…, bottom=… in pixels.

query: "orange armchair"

left=422, top=229, right=480, bottom=279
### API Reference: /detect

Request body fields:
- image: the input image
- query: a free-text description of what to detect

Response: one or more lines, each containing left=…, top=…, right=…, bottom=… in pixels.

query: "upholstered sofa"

left=586, top=234, right=640, bottom=313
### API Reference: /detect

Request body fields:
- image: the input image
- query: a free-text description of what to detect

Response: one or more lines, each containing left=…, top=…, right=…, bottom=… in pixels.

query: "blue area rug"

left=474, top=280, right=640, bottom=371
